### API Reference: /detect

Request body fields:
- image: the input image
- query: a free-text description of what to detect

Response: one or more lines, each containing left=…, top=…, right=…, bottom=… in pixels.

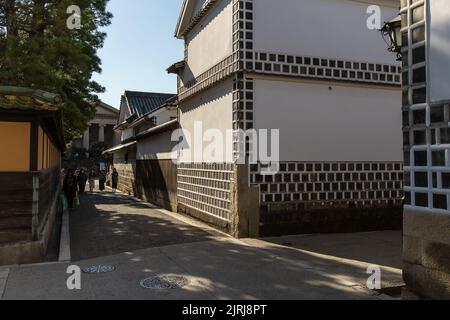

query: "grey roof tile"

left=124, top=91, right=175, bottom=119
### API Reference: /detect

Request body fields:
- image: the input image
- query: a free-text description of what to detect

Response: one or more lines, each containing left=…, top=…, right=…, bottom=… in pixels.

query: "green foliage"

left=67, top=145, right=88, bottom=160
left=88, top=141, right=107, bottom=162
left=0, top=0, right=112, bottom=142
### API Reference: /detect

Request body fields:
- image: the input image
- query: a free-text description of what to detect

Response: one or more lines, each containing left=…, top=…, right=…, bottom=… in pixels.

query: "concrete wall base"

left=403, top=208, right=450, bottom=300
left=230, top=164, right=260, bottom=238
left=178, top=203, right=230, bottom=234
left=403, top=261, right=450, bottom=300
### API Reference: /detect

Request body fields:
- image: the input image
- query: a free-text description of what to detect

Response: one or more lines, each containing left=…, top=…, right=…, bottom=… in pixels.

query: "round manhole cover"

left=82, top=265, right=116, bottom=274
left=140, top=275, right=189, bottom=290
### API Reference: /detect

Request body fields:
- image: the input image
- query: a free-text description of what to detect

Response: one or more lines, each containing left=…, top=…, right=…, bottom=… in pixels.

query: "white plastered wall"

left=253, top=0, right=399, bottom=64
left=253, top=76, right=402, bottom=162
left=178, top=78, right=234, bottom=163
left=184, top=0, right=233, bottom=82
left=137, top=131, right=178, bottom=161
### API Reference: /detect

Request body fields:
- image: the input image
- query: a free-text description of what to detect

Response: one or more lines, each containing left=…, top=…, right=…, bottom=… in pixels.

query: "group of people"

left=62, top=167, right=119, bottom=210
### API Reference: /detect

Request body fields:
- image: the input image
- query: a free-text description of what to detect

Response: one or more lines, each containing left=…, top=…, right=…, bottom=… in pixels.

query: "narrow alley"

left=0, top=190, right=404, bottom=300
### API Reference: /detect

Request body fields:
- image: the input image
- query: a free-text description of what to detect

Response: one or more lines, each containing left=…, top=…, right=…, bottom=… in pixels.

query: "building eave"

left=0, top=86, right=66, bottom=151
left=134, top=119, right=179, bottom=141
left=96, top=101, right=119, bottom=115
left=175, top=0, right=219, bottom=39
left=114, top=121, right=128, bottom=132
left=175, top=0, right=190, bottom=39
left=167, top=61, right=186, bottom=74
left=103, top=141, right=137, bottom=155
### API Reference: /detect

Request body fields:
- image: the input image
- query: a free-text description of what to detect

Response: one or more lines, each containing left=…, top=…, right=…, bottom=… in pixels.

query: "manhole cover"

left=82, top=265, right=116, bottom=274
left=140, top=275, right=189, bottom=290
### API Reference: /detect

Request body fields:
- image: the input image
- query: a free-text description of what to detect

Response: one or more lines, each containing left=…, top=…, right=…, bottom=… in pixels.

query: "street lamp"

left=381, top=15, right=402, bottom=61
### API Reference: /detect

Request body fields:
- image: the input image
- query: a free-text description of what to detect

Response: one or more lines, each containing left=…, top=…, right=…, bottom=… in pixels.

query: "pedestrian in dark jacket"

left=99, top=170, right=106, bottom=192
left=88, top=169, right=96, bottom=192
left=78, top=169, right=87, bottom=194
left=63, top=169, right=78, bottom=209
left=111, top=168, right=119, bottom=192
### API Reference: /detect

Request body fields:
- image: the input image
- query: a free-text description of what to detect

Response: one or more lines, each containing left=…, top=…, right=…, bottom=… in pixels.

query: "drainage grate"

left=140, top=275, right=189, bottom=290
left=82, top=265, right=116, bottom=274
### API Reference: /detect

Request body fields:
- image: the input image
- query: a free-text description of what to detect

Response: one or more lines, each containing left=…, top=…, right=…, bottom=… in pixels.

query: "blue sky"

left=92, top=0, right=184, bottom=108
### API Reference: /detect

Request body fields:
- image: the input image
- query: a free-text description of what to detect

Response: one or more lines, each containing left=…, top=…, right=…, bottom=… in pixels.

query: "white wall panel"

left=184, top=0, right=233, bottom=81
left=254, top=0, right=398, bottom=64
left=137, top=131, right=177, bottom=161
left=253, top=77, right=402, bottom=162
left=179, top=78, right=234, bottom=163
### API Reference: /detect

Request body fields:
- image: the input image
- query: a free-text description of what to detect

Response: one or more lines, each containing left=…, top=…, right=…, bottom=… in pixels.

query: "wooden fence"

left=0, top=166, right=60, bottom=246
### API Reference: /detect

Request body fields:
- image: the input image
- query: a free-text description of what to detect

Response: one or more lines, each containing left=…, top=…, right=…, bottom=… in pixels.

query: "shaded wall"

left=135, top=160, right=177, bottom=212
left=0, top=166, right=61, bottom=265
left=113, top=147, right=137, bottom=196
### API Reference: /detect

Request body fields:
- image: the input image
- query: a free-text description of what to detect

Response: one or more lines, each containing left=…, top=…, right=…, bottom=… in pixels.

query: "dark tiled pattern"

left=250, top=162, right=404, bottom=210
left=251, top=51, right=401, bottom=86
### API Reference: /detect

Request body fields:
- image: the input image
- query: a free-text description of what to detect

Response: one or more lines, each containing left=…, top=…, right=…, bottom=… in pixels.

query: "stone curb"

left=58, top=208, right=71, bottom=262
left=0, top=267, right=9, bottom=300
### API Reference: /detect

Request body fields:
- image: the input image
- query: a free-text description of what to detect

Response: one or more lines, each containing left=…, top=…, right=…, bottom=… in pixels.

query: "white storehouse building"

left=398, top=0, right=450, bottom=299
left=169, top=0, right=404, bottom=237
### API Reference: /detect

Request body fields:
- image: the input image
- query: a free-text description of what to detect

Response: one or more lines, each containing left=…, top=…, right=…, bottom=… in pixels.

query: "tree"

left=88, top=141, right=107, bottom=162
left=0, top=0, right=112, bottom=142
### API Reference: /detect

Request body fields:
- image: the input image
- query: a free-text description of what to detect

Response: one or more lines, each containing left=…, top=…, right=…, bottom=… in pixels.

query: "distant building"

left=104, top=91, right=178, bottom=210
left=0, top=86, right=65, bottom=266
left=169, top=0, right=403, bottom=237
left=71, top=101, right=120, bottom=152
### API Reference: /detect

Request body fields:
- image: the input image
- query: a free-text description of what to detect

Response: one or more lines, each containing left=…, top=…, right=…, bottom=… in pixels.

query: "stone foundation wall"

left=112, top=148, right=136, bottom=196
left=403, top=208, right=450, bottom=299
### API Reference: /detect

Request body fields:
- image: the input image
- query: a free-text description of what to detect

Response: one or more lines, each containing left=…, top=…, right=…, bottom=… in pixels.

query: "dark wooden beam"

left=30, top=120, right=39, bottom=171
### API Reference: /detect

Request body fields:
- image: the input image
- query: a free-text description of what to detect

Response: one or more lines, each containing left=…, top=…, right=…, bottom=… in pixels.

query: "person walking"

left=73, top=169, right=81, bottom=207
left=111, top=168, right=119, bottom=193
left=78, top=169, right=87, bottom=194
left=88, top=169, right=96, bottom=192
left=99, top=170, right=106, bottom=192
left=63, top=169, right=78, bottom=210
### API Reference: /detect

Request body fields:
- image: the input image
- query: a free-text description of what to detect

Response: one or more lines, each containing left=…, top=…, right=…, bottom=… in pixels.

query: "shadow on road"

left=69, top=191, right=217, bottom=261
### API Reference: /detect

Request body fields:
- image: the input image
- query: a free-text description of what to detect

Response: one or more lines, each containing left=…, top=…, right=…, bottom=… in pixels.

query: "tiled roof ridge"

left=125, top=90, right=175, bottom=97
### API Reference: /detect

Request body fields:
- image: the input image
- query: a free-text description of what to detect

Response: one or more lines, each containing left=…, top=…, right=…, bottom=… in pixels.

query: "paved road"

left=70, top=192, right=220, bottom=261
left=1, top=191, right=404, bottom=300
